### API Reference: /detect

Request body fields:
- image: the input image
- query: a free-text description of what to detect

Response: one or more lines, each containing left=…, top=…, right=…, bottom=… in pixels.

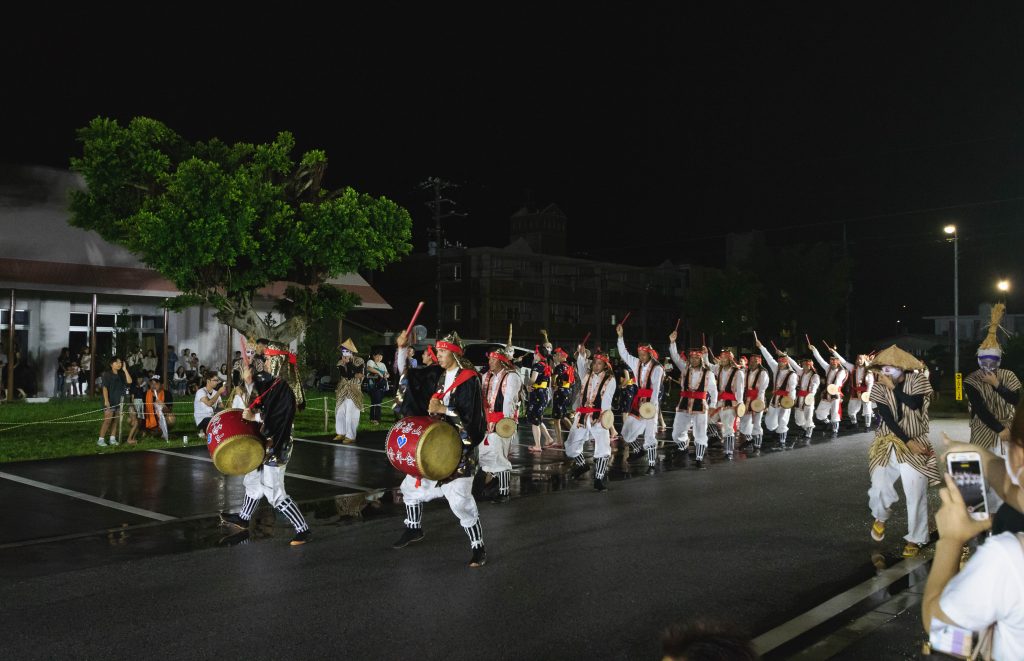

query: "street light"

left=997, top=279, right=1010, bottom=293
left=944, top=225, right=959, bottom=376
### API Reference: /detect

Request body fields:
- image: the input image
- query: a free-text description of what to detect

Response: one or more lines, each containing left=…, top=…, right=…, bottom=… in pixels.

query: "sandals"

left=902, top=542, right=922, bottom=558
left=527, top=446, right=543, bottom=454
left=870, top=520, right=885, bottom=542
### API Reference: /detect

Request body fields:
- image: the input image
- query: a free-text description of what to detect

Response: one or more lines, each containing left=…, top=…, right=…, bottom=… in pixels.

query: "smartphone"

left=946, top=451, right=990, bottom=521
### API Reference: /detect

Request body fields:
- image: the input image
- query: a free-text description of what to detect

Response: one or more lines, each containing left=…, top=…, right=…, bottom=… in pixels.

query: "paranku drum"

left=860, top=391, right=871, bottom=403
left=386, top=415, right=462, bottom=481
left=734, top=402, right=747, bottom=418
left=494, top=417, right=517, bottom=439
left=803, top=393, right=816, bottom=406
left=638, top=401, right=657, bottom=420
left=599, top=409, right=615, bottom=429
left=780, top=395, right=796, bottom=409
left=206, top=408, right=265, bottom=476
left=826, top=383, right=841, bottom=396
left=750, top=399, right=766, bottom=413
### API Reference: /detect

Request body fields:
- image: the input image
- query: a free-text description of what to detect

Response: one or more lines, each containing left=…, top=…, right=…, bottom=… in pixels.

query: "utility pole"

left=420, top=177, right=465, bottom=339
left=843, top=221, right=850, bottom=356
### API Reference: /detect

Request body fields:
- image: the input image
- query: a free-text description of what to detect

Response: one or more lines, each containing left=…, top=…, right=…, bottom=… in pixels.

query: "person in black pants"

left=364, top=350, right=389, bottom=425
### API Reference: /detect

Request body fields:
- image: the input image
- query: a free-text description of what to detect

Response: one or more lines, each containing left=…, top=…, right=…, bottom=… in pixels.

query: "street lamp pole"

left=944, top=225, right=959, bottom=376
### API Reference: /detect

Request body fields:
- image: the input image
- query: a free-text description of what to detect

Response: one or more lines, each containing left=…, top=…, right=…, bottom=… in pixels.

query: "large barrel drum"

left=206, top=409, right=265, bottom=475
left=386, top=416, right=462, bottom=481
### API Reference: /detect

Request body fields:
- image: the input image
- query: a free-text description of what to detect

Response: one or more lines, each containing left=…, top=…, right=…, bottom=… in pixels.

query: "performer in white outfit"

left=755, top=334, right=798, bottom=449
left=811, top=344, right=848, bottom=437
left=712, top=349, right=745, bottom=459
left=477, top=345, right=523, bottom=503
left=616, top=324, right=665, bottom=475
left=333, top=338, right=364, bottom=444
left=792, top=357, right=820, bottom=442
left=739, top=353, right=770, bottom=453
left=667, top=331, right=718, bottom=469
left=565, top=347, right=617, bottom=491
left=831, top=347, right=874, bottom=429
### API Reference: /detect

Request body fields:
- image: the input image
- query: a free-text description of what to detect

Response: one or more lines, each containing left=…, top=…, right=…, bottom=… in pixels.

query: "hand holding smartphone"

left=946, top=451, right=990, bottom=521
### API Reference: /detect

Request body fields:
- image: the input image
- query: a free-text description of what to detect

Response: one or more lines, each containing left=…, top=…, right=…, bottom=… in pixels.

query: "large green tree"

left=69, top=117, right=412, bottom=342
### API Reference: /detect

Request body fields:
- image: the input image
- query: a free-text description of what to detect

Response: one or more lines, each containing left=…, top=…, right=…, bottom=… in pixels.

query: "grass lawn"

left=0, top=394, right=400, bottom=463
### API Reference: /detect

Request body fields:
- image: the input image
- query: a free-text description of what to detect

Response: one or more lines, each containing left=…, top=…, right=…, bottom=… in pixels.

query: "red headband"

left=426, top=346, right=438, bottom=363
left=593, top=353, right=612, bottom=368
left=436, top=341, right=463, bottom=355
left=638, top=345, right=659, bottom=360
left=489, top=351, right=513, bottom=365
left=554, top=347, right=568, bottom=357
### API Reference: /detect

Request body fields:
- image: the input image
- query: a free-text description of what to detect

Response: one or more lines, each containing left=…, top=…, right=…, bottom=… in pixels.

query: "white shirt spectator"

left=193, top=386, right=222, bottom=425
left=939, top=532, right=1024, bottom=661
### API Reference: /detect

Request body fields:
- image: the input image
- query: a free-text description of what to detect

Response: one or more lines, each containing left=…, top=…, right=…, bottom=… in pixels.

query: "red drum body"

left=386, top=415, right=462, bottom=481
left=206, top=408, right=265, bottom=476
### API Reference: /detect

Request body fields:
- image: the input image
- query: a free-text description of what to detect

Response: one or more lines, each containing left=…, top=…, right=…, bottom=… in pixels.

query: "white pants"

left=156, top=406, right=169, bottom=440
left=622, top=413, right=659, bottom=449
left=243, top=464, right=289, bottom=508
left=672, top=409, right=708, bottom=448
left=794, top=406, right=814, bottom=431
left=335, top=399, right=360, bottom=439
left=479, top=432, right=513, bottom=473
left=815, top=398, right=841, bottom=423
left=739, top=409, right=764, bottom=436
left=763, top=405, right=792, bottom=432
left=400, top=474, right=479, bottom=528
left=718, top=406, right=737, bottom=437
left=848, top=398, right=873, bottom=423
left=987, top=441, right=1008, bottom=511
left=565, top=419, right=612, bottom=459
left=868, top=448, right=929, bottom=545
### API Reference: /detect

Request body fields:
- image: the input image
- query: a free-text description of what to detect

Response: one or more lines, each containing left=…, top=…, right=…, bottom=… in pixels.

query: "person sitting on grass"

left=194, top=373, right=226, bottom=434
left=142, top=375, right=175, bottom=441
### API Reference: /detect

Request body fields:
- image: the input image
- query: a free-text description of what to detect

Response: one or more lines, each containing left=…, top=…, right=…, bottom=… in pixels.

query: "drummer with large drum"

left=565, top=345, right=617, bottom=492
left=390, top=330, right=489, bottom=568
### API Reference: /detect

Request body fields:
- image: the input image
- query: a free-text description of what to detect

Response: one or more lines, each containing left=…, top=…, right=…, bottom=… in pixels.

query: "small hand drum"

left=734, top=402, right=747, bottom=417
left=803, top=393, right=816, bottom=406
left=494, top=417, right=517, bottom=439
left=638, top=401, right=657, bottom=420
left=599, top=409, right=615, bottom=429
left=750, top=399, right=766, bottom=412
left=826, top=383, right=841, bottom=396
left=780, top=395, right=796, bottom=409
left=860, top=391, right=871, bottom=403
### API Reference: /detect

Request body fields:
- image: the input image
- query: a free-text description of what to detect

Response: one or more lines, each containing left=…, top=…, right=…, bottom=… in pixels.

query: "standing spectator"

left=217, top=363, right=229, bottom=382
left=97, top=356, right=130, bottom=447
left=127, top=348, right=144, bottom=378
left=173, top=365, right=188, bottom=395
left=65, top=360, right=81, bottom=396
left=189, top=352, right=200, bottom=376
left=79, top=346, right=92, bottom=396
left=55, top=347, right=70, bottom=398
left=166, top=345, right=177, bottom=380
left=142, top=349, right=158, bottom=374
left=364, top=350, right=389, bottom=425
left=194, top=373, right=227, bottom=434
left=130, top=375, right=148, bottom=425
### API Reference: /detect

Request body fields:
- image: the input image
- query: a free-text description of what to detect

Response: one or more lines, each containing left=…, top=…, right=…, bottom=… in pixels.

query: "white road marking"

left=0, top=471, right=175, bottom=521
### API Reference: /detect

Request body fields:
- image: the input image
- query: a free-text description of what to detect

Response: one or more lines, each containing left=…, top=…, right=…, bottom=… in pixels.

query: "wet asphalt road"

left=0, top=419, right=968, bottom=660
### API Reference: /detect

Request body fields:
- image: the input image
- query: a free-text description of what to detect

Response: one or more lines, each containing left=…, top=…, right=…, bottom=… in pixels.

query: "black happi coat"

left=400, top=364, right=486, bottom=447
left=253, top=371, right=297, bottom=464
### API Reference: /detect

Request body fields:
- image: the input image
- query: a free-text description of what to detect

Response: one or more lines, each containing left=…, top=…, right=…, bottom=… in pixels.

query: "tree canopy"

left=69, top=116, right=412, bottom=341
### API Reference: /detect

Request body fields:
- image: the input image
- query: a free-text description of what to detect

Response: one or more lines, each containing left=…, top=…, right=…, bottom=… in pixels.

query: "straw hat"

left=338, top=338, right=358, bottom=355
left=977, top=303, right=1005, bottom=357
left=870, top=345, right=924, bottom=371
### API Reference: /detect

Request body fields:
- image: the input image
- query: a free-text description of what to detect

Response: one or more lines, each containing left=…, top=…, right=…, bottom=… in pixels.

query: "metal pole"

left=434, top=179, right=443, bottom=338
left=162, top=308, right=169, bottom=385
left=953, top=232, right=959, bottom=376
left=90, top=294, right=97, bottom=398
left=6, top=290, right=14, bottom=402
left=843, top=221, right=851, bottom=357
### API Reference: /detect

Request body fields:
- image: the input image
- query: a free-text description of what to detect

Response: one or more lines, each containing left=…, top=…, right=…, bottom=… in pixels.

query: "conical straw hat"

left=339, top=338, right=358, bottom=354
left=870, top=345, right=924, bottom=371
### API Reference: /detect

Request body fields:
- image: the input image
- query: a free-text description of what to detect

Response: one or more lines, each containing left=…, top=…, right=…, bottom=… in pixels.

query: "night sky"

left=3, top=4, right=1023, bottom=339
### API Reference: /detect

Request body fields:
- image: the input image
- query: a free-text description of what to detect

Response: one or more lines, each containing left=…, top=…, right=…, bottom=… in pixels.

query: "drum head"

left=734, top=402, right=747, bottom=418
left=639, top=402, right=657, bottom=420
left=804, top=393, right=816, bottom=406
left=860, top=392, right=871, bottom=403
left=494, top=417, right=517, bottom=439
left=212, top=435, right=264, bottom=476
left=826, top=383, right=840, bottom=396
left=750, top=399, right=766, bottom=412
left=417, top=421, right=462, bottom=480
left=599, top=409, right=615, bottom=429
left=780, top=395, right=795, bottom=409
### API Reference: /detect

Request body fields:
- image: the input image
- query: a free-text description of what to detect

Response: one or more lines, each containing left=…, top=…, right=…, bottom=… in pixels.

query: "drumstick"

left=404, top=301, right=425, bottom=338
left=805, top=333, right=812, bottom=347
left=701, top=332, right=705, bottom=347
left=619, top=311, right=632, bottom=326
left=581, top=332, right=591, bottom=346
left=673, top=318, right=681, bottom=333
left=770, top=340, right=782, bottom=354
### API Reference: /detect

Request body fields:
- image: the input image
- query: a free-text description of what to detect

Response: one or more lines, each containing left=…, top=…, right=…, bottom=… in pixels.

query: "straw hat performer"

left=866, top=345, right=937, bottom=558
left=739, top=353, right=770, bottom=453
left=616, top=324, right=666, bottom=475
left=565, top=345, right=617, bottom=492
left=755, top=333, right=798, bottom=450
left=811, top=343, right=848, bottom=438
left=477, top=343, right=523, bottom=503
left=667, top=330, right=718, bottom=470
left=831, top=347, right=875, bottom=429
left=333, top=339, right=364, bottom=444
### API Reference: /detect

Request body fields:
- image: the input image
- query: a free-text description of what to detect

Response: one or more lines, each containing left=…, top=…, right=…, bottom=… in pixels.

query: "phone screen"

left=949, top=457, right=987, bottom=517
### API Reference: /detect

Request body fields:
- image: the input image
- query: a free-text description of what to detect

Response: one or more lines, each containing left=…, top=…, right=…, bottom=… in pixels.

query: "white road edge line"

left=147, top=449, right=378, bottom=492
left=0, top=470, right=176, bottom=522
left=751, top=554, right=930, bottom=655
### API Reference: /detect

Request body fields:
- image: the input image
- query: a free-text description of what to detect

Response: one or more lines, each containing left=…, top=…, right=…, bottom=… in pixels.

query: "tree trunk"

left=215, top=303, right=307, bottom=346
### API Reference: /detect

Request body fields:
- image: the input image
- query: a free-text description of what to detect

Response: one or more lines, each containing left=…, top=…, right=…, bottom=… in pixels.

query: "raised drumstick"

left=404, top=301, right=425, bottom=338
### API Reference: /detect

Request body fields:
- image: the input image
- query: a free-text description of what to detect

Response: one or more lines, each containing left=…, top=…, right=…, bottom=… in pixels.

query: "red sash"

left=577, top=407, right=602, bottom=414
left=681, top=391, right=706, bottom=400
left=745, top=388, right=759, bottom=400
left=263, top=348, right=297, bottom=365
left=486, top=412, right=504, bottom=423
left=719, top=392, right=737, bottom=402
left=630, top=387, right=654, bottom=413
left=797, top=390, right=811, bottom=397
left=773, top=389, right=788, bottom=397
